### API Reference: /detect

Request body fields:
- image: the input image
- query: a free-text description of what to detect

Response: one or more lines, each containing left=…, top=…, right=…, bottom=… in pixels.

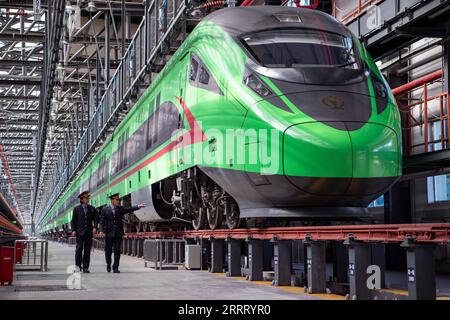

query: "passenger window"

left=189, top=53, right=222, bottom=95
left=198, top=66, right=210, bottom=85
left=189, top=58, right=199, bottom=81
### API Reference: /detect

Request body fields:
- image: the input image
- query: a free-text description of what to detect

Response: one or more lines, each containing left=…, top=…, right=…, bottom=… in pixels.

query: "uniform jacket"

left=71, top=204, right=99, bottom=237
left=100, top=205, right=139, bottom=237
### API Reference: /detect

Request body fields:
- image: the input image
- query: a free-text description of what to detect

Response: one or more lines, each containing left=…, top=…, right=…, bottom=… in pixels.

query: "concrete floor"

left=0, top=241, right=324, bottom=300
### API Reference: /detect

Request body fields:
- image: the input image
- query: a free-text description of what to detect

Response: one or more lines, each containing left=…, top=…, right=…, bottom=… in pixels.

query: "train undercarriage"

left=119, top=166, right=371, bottom=233
left=149, top=167, right=241, bottom=231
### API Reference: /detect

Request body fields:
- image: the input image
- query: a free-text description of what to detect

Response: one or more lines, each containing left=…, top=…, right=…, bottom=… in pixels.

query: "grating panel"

left=14, top=285, right=85, bottom=292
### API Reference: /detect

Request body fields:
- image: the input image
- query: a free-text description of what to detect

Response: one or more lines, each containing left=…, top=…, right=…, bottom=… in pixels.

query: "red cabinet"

left=0, top=246, right=14, bottom=285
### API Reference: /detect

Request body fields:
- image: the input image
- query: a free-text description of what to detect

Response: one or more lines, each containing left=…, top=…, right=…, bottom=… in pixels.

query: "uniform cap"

left=78, top=191, right=90, bottom=199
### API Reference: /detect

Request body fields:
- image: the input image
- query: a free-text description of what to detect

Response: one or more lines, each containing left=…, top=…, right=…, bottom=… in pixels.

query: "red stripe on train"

left=92, top=97, right=206, bottom=198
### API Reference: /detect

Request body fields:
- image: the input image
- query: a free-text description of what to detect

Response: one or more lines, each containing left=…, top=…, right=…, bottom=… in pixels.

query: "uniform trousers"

left=105, top=236, right=123, bottom=269
left=75, top=235, right=93, bottom=269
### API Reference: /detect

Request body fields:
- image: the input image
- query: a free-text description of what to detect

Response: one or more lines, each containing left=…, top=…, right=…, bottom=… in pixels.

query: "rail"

left=112, top=223, right=450, bottom=243
left=142, top=238, right=185, bottom=269
left=14, top=239, right=48, bottom=272
left=37, top=0, right=192, bottom=229
left=333, top=0, right=384, bottom=25
left=393, top=70, right=447, bottom=155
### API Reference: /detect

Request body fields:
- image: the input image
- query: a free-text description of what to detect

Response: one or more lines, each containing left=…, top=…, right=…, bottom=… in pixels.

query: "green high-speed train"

left=38, top=6, right=401, bottom=233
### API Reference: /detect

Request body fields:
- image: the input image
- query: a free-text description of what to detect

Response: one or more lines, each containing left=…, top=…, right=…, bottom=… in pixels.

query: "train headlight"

left=244, top=73, right=272, bottom=97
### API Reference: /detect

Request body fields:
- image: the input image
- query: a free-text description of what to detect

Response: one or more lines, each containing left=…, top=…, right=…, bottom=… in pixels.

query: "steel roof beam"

left=0, top=60, right=43, bottom=67
left=0, top=95, right=40, bottom=101
left=0, top=32, right=45, bottom=42
left=0, top=79, right=41, bottom=86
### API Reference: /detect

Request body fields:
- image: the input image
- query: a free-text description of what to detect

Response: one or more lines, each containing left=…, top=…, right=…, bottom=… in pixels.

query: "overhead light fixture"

left=86, top=1, right=97, bottom=12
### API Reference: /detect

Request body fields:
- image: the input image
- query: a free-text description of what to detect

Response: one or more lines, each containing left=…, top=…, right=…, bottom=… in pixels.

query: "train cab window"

left=189, top=53, right=222, bottom=95
left=189, top=57, right=199, bottom=81
left=198, top=66, right=210, bottom=85
left=242, top=29, right=360, bottom=69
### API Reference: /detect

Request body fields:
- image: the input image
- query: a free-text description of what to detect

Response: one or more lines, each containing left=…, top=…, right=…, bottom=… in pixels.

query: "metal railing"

left=38, top=0, right=192, bottom=229
left=143, top=238, right=185, bottom=270
left=333, top=0, right=384, bottom=25
left=393, top=70, right=448, bottom=155
left=14, top=239, right=48, bottom=272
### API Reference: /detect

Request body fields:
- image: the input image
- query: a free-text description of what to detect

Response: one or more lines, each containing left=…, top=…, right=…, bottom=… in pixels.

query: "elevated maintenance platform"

left=1, top=223, right=449, bottom=300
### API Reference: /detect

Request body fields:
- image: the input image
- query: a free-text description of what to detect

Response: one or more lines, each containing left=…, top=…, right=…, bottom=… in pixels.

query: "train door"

left=176, top=53, right=189, bottom=169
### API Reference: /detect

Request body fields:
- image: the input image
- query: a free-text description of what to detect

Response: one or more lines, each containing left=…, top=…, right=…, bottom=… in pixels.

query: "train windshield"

left=242, top=29, right=359, bottom=69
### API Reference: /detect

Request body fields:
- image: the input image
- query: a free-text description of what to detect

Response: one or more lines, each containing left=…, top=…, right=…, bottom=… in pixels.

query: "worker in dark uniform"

left=71, top=191, right=99, bottom=273
left=99, top=193, right=145, bottom=273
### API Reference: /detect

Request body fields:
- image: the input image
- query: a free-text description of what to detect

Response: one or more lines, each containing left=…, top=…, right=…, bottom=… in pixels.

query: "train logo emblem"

left=322, top=95, right=345, bottom=110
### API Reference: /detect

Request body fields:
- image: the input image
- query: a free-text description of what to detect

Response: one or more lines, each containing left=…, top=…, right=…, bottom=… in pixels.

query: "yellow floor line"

left=248, top=280, right=273, bottom=286
left=232, top=276, right=248, bottom=281
left=377, top=289, right=450, bottom=300
left=379, top=289, right=408, bottom=296
left=203, top=271, right=449, bottom=301
left=206, top=272, right=346, bottom=300
left=309, top=293, right=346, bottom=300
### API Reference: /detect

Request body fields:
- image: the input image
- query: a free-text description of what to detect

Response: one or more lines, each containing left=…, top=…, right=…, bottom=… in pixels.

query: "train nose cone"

left=283, top=122, right=400, bottom=196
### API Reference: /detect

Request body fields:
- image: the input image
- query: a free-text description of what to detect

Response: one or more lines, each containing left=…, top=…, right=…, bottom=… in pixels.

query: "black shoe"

left=82, top=269, right=90, bottom=273
left=107, top=266, right=111, bottom=272
left=113, top=269, right=120, bottom=273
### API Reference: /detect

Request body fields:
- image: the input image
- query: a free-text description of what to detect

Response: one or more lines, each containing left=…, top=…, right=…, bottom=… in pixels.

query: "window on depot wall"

left=368, top=195, right=384, bottom=208
left=427, top=174, right=450, bottom=203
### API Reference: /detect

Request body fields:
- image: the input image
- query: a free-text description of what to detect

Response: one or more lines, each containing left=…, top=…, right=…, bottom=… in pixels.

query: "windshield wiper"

left=335, top=60, right=358, bottom=68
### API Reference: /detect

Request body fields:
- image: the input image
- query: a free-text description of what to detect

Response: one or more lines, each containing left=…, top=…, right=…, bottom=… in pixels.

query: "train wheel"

left=225, top=206, right=240, bottom=229
left=207, top=206, right=223, bottom=230
left=192, top=207, right=206, bottom=230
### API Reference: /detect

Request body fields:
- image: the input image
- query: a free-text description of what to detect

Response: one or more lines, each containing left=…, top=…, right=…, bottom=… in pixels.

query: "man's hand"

left=93, top=228, right=97, bottom=234
left=71, top=231, right=76, bottom=237
left=138, top=203, right=146, bottom=209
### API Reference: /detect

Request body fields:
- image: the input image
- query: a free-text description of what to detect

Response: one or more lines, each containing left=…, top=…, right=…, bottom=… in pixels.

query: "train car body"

left=39, top=6, right=401, bottom=233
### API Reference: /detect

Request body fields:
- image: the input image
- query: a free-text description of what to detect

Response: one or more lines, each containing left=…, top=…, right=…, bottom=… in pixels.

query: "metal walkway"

left=335, top=0, right=450, bottom=59
left=35, top=0, right=196, bottom=225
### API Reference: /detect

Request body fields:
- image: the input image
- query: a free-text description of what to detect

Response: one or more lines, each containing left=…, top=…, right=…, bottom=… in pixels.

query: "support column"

left=137, top=238, right=144, bottom=257
left=272, top=238, right=291, bottom=286
left=210, top=238, right=224, bottom=273
left=444, top=38, right=449, bottom=96
left=226, top=238, right=241, bottom=277
left=128, top=238, right=133, bottom=255
left=247, top=238, right=263, bottom=281
left=305, top=238, right=327, bottom=293
left=122, top=238, right=127, bottom=255
left=371, top=243, right=386, bottom=289
left=104, top=13, right=110, bottom=89
left=332, top=241, right=348, bottom=283
left=401, top=239, right=436, bottom=300
left=263, top=240, right=274, bottom=271
left=132, top=238, right=138, bottom=256
left=384, top=181, right=411, bottom=270
left=344, top=238, right=372, bottom=300
left=196, top=237, right=209, bottom=270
